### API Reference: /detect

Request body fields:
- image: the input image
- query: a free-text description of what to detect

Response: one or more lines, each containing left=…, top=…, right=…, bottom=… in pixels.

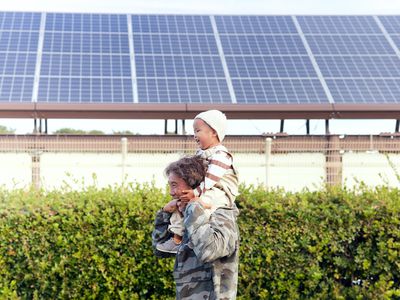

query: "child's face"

left=193, top=118, right=219, bottom=150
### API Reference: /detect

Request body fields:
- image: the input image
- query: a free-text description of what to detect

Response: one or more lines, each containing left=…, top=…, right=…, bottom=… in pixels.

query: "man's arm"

left=183, top=201, right=239, bottom=263
left=152, top=209, right=175, bottom=258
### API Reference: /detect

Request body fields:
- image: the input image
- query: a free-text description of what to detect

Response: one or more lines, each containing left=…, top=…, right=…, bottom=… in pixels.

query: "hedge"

left=0, top=183, right=399, bottom=299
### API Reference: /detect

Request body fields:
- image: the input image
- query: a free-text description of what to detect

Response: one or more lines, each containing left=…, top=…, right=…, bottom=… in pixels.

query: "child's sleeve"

left=193, top=151, right=233, bottom=197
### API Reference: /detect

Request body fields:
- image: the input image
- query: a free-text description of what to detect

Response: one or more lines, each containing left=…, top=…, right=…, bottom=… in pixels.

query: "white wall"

left=39, top=152, right=326, bottom=191
left=342, top=152, right=400, bottom=188
left=0, top=154, right=32, bottom=189
left=234, top=153, right=326, bottom=191
left=1, top=152, right=399, bottom=191
left=40, top=153, right=182, bottom=189
left=268, top=153, right=326, bottom=191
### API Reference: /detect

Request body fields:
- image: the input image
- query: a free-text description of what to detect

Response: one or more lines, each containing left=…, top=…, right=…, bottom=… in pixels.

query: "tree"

left=0, top=125, right=16, bottom=134
left=112, top=130, right=135, bottom=135
left=53, top=128, right=106, bottom=135
left=87, top=130, right=105, bottom=135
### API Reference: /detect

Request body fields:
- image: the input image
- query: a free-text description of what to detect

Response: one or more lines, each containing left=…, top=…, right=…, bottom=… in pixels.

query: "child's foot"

left=156, top=238, right=181, bottom=254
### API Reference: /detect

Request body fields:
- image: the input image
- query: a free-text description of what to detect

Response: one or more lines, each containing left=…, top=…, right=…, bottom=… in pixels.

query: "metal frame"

left=1, top=102, right=399, bottom=120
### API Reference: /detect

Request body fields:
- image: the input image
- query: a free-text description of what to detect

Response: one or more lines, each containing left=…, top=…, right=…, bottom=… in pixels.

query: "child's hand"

left=177, top=200, right=186, bottom=213
left=163, top=199, right=178, bottom=213
left=180, top=189, right=195, bottom=201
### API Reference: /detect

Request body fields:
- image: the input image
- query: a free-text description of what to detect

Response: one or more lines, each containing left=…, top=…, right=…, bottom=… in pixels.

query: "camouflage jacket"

left=152, top=202, right=240, bottom=300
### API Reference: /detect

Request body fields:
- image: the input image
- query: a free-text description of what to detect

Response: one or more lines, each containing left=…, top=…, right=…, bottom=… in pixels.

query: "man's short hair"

left=165, top=155, right=207, bottom=189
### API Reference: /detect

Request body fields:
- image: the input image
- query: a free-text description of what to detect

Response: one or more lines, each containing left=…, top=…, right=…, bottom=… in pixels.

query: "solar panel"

left=0, top=11, right=40, bottom=31
left=133, top=34, right=218, bottom=55
left=297, top=16, right=382, bottom=34
left=0, top=31, right=39, bottom=52
left=38, top=13, right=132, bottom=103
left=217, top=15, right=330, bottom=104
left=132, top=15, right=213, bottom=34
left=39, top=77, right=132, bottom=103
left=0, top=12, right=40, bottom=102
left=225, top=56, right=317, bottom=78
left=219, top=35, right=307, bottom=55
left=215, top=15, right=298, bottom=34
left=45, top=13, right=128, bottom=33
left=299, top=15, right=400, bottom=105
left=377, top=16, right=400, bottom=34
left=138, top=78, right=231, bottom=103
left=390, top=36, right=400, bottom=49
left=232, top=79, right=328, bottom=104
left=43, top=32, right=129, bottom=53
left=316, top=56, right=400, bottom=78
left=135, top=56, right=225, bottom=77
left=132, top=15, right=230, bottom=103
left=306, top=35, right=395, bottom=55
left=326, top=79, right=400, bottom=103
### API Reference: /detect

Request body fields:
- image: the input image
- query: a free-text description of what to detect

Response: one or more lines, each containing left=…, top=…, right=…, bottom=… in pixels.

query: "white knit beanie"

left=195, top=110, right=227, bottom=142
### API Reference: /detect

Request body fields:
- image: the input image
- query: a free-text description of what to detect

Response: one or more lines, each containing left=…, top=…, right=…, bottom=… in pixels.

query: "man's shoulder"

left=211, top=205, right=239, bottom=223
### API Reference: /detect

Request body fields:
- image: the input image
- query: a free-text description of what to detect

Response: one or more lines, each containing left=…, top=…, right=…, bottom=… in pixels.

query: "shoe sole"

left=156, top=245, right=178, bottom=254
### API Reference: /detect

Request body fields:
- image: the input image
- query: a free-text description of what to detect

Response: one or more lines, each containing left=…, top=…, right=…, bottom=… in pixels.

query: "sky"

left=1, top=0, right=400, bottom=135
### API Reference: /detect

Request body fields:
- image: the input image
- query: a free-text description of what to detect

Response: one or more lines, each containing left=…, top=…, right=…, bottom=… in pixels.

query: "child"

left=156, top=109, right=239, bottom=254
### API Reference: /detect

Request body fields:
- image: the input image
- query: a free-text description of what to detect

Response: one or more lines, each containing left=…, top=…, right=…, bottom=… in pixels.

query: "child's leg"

left=157, top=211, right=184, bottom=253
left=168, top=210, right=184, bottom=237
left=200, top=187, right=232, bottom=214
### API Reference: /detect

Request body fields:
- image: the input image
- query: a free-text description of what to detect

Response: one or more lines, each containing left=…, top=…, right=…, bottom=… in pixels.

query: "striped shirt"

left=193, top=144, right=234, bottom=197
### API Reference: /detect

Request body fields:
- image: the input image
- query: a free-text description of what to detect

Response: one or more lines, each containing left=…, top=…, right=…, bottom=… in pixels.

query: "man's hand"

left=180, top=189, right=195, bottom=202
left=163, top=199, right=178, bottom=213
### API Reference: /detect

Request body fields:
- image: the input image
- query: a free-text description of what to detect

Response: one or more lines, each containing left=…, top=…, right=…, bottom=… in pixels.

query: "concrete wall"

left=0, top=154, right=32, bottom=189
left=233, top=153, right=326, bottom=191
left=1, top=152, right=399, bottom=191
left=40, top=153, right=181, bottom=189
left=342, top=152, right=400, bottom=187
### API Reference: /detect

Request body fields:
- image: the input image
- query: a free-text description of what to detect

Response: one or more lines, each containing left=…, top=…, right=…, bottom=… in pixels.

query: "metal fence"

left=1, top=134, right=399, bottom=191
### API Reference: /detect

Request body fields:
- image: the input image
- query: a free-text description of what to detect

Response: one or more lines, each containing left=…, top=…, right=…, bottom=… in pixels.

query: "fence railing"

left=1, top=134, right=399, bottom=190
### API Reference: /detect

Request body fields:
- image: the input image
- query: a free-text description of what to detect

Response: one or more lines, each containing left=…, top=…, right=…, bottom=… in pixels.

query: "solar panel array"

left=216, top=16, right=329, bottom=104
left=39, top=13, right=132, bottom=103
left=132, top=15, right=231, bottom=103
left=1, top=12, right=400, bottom=105
left=297, top=16, right=400, bottom=104
left=0, top=12, right=40, bottom=102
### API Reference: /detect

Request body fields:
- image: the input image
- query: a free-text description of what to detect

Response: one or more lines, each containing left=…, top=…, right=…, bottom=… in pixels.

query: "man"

left=152, top=155, right=240, bottom=299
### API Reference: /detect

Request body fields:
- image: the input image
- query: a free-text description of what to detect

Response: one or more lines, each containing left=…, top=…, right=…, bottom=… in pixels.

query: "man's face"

left=168, top=172, right=190, bottom=210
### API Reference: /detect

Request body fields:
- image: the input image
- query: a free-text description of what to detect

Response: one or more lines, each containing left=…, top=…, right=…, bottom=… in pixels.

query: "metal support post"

left=326, top=135, right=342, bottom=186
left=182, top=119, right=186, bottom=135
left=32, top=151, right=41, bottom=189
left=121, top=137, right=128, bottom=182
left=265, top=137, right=272, bottom=189
left=325, top=119, right=330, bottom=135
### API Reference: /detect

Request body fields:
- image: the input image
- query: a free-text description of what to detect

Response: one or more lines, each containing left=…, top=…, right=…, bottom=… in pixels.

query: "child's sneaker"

left=156, top=238, right=181, bottom=254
